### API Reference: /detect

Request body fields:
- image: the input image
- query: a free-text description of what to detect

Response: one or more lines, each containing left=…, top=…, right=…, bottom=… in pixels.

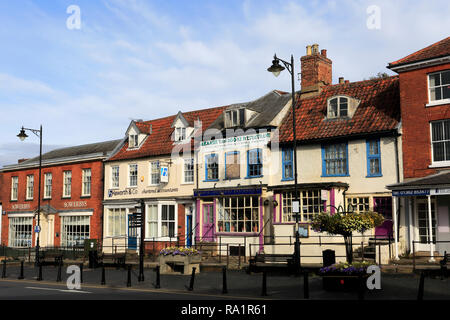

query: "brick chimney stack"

left=300, top=44, right=332, bottom=94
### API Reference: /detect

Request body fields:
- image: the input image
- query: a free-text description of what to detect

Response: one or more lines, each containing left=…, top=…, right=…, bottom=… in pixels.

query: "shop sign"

left=11, top=203, right=31, bottom=210
left=63, top=201, right=87, bottom=208
left=392, top=189, right=430, bottom=197
left=430, top=188, right=450, bottom=196
left=200, top=132, right=270, bottom=151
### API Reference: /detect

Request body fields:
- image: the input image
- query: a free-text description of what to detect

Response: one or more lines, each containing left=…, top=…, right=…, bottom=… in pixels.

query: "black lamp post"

left=268, top=54, right=300, bottom=273
left=17, top=125, right=43, bottom=266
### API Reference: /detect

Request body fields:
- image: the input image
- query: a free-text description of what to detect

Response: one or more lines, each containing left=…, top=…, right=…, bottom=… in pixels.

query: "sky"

left=0, top=0, right=449, bottom=167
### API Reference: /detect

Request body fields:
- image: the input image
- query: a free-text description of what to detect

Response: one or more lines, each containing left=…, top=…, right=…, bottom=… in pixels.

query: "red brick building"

left=387, top=37, right=450, bottom=258
left=0, top=140, right=120, bottom=249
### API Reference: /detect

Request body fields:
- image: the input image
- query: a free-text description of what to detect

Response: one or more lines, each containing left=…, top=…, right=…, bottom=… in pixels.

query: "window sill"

left=366, top=174, right=383, bottom=178
left=80, top=195, right=91, bottom=199
left=429, top=162, right=450, bottom=168
left=43, top=197, right=51, bottom=200
left=224, top=177, right=241, bottom=181
left=203, top=179, right=219, bottom=182
left=245, top=175, right=263, bottom=179
left=321, top=174, right=350, bottom=177
left=281, top=178, right=294, bottom=182
left=25, top=198, right=34, bottom=201
left=61, top=196, right=72, bottom=200
left=215, top=232, right=259, bottom=236
left=426, top=99, right=450, bottom=107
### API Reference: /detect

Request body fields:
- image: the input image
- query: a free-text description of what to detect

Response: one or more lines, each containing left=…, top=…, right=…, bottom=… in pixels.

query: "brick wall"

left=399, top=63, right=450, bottom=179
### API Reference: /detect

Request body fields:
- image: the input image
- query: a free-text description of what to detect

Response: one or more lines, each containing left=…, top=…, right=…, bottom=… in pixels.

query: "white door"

left=415, top=199, right=436, bottom=251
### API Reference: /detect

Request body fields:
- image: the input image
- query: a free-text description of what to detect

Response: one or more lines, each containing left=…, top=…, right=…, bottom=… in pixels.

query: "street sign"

left=34, top=225, right=41, bottom=233
left=292, top=200, right=300, bottom=213
left=160, top=166, right=169, bottom=183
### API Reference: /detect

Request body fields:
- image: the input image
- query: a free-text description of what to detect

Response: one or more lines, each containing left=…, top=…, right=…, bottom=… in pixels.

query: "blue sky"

left=0, top=0, right=449, bottom=166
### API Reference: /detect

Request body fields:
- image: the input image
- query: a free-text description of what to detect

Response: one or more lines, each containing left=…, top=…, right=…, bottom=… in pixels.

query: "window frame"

left=205, top=153, right=219, bottom=182
left=183, top=158, right=194, bottom=184
left=149, top=161, right=160, bottom=185
left=175, top=127, right=187, bottom=142
left=106, top=207, right=127, bottom=237
left=144, top=203, right=178, bottom=241
left=217, top=196, right=260, bottom=233
left=44, top=173, right=52, bottom=199
left=430, top=119, right=450, bottom=166
left=11, top=176, right=18, bottom=201
left=247, top=148, right=263, bottom=178
left=281, top=148, right=294, bottom=181
left=128, top=134, right=139, bottom=148
left=366, top=139, right=382, bottom=177
left=63, top=171, right=72, bottom=198
left=427, top=70, right=450, bottom=104
left=282, top=190, right=322, bottom=223
left=81, top=168, right=92, bottom=197
left=26, top=175, right=34, bottom=200
left=225, top=151, right=240, bottom=180
left=111, top=166, right=120, bottom=189
left=8, top=216, right=33, bottom=248
left=321, top=142, right=349, bottom=177
left=60, top=215, right=91, bottom=247
left=327, top=96, right=349, bottom=118
left=128, top=164, right=138, bottom=188
left=225, top=108, right=245, bottom=127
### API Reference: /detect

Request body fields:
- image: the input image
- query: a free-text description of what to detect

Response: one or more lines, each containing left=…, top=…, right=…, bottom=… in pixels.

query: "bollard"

left=2, top=260, right=6, bottom=278
left=303, top=270, right=309, bottom=299
left=56, top=261, right=62, bottom=282
left=18, top=261, right=24, bottom=280
left=155, top=265, right=161, bottom=289
left=79, top=263, right=83, bottom=283
left=37, top=263, right=43, bottom=281
left=357, top=274, right=365, bottom=300
left=261, top=271, right=267, bottom=296
left=127, top=265, right=132, bottom=287
left=101, top=265, right=106, bottom=285
left=222, top=266, right=228, bottom=294
left=188, top=267, right=196, bottom=291
left=417, top=271, right=425, bottom=300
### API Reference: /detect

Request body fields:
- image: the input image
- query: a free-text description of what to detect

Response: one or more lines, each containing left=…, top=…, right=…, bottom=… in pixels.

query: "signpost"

left=129, top=200, right=145, bottom=282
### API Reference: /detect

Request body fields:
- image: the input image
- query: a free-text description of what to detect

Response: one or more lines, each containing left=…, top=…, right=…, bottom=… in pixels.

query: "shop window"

left=217, top=196, right=259, bottom=233
left=282, top=190, right=321, bottom=222
left=61, top=215, right=90, bottom=247
left=8, top=217, right=33, bottom=248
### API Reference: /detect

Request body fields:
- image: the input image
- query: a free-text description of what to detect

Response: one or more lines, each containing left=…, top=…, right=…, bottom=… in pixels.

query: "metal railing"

left=411, top=240, right=450, bottom=272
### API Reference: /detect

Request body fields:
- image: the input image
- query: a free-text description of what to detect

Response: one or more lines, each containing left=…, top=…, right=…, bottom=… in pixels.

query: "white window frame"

left=327, top=96, right=349, bottom=118
left=175, top=127, right=187, bottom=142
left=129, top=134, right=139, bottom=148
left=183, top=158, right=194, bottom=184
left=128, top=164, right=138, bottom=187
left=44, top=173, right=52, bottom=199
left=430, top=120, right=450, bottom=167
left=26, top=175, right=34, bottom=200
left=11, top=176, right=18, bottom=201
left=8, top=217, right=33, bottom=248
left=282, top=190, right=322, bottom=223
left=225, top=108, right=245, bottom=127
left=427, top=70, right=450, bottom=105
left=347, top=196, right=371, bottom=213
left=60, top=215, right=91, bottom=247
left=217, top=196, right=260, bottom=233
left=106, top=207, right=128, bottom=237
left=149, top=161, right=160, bottom=185
left=82, top=168, right=91, bottom=197
left=111, top=166, right=120, bottom=189
left=144, top=202, right=178, bottom=241
left=63, top=171, right=72, bottom=198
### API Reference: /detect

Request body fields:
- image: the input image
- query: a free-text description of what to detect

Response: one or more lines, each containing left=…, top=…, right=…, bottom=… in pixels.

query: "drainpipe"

left=393, top=132, right=400, bottom=259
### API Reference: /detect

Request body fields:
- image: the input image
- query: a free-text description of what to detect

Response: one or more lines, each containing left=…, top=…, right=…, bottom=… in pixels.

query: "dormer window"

left=328, top=97, right=348, bottom=118
left=175, top=127, right=186, bottom=142
left=225, top=108, right=245, bottom=127
left=129, top=134, right=139, bottom=148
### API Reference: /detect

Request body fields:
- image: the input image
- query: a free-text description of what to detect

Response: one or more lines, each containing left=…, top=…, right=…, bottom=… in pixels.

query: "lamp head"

left=17, top=127, right=28, bottom=141
left=267, top=55, right=285, bottom=77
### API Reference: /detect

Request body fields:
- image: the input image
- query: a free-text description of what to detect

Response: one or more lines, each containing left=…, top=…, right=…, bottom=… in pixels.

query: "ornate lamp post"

left=17, top=125, right=42, bottom=266
left=268, top=54, right=300, bottom=273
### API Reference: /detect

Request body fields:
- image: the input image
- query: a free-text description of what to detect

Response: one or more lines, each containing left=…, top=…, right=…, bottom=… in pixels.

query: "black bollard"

left=417, top=271, right=425, bottom=300
left=37, top=263, right=43, bottom=281
left=18, top=261, right=24, bottom=280
left=222, top=266, right=228, bottom=294
left=101, top=265, right=106, bottom=285
left=1, top=260, right=6, bottom=278
left=303, top=270, right=309, bottom=299
left=261, top=271, right=267, bottom=296
left=79, top=263, right=83, bottom=283
left=188, top=267, right=196, bottom=291
left=357, top=274, right=364, bottom=300
left=56, top=261, right=62, bottom=282
left=127, top=265, right=132, bottom=287
left=155, top=266, right=161, bottom=289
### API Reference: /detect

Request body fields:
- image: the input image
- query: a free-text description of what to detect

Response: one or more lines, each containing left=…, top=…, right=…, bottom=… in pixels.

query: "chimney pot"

left=306, top=45, right=312, bottom=56
left=339, top=77, right=344, bottom=84
left=344, top=80, right=349, bottom=84
left=321, top=49, right=327, bottom=58
left=312, top=44, right=319, bottom=54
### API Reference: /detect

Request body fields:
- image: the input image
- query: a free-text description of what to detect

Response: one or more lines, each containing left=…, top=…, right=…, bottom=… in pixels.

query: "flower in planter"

left=319, top=261, right=372, bottom=276
left=159, top=247, right=200, bottom=256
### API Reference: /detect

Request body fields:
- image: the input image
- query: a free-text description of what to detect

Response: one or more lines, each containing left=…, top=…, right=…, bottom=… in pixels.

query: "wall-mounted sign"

left=63, top=201, right=87, bottom=208
left=11, top=203, right=31, bottom=210
left=430, top=188, right=450, bottom=196
left=321, top=190, right=328, bottom=201
left=200, top=132, right=271, bottom=151
left=142, top=188, right=179, bottom=194
left=392, top=189, right=430, bottom=197
left=295, top=223, right=309, bottom=238
left=108, top=188, right=139, bottom=198
left=160, top=166, right=169, bottom=183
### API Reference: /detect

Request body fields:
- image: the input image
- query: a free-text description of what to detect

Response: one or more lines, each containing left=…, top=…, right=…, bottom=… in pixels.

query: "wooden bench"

left=248, top=253, right=294, bottom=273
left=98, top=253, right=126, bottom=269
left=39, top=251, right=63, bottom=266
left=440, top=251, right=449, bottom=278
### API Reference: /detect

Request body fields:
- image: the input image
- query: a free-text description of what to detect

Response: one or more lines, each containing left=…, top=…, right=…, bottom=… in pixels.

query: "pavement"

left=0, top=262, right=449, bottom=300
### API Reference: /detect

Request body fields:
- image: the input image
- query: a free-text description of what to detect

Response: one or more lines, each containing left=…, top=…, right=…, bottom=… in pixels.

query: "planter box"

left=159, top=254, right=201, bottom=274
left=321, top=274, right=368, bottom=292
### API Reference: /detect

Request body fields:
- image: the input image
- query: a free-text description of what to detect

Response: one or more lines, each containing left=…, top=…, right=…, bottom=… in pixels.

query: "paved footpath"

left=0, top=263, right=449, bottom=300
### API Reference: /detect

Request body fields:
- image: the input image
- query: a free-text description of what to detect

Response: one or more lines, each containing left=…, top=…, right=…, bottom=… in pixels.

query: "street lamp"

left=17, top=125, right=43, bottom=266
left=268, top=54, right=301, bottom=273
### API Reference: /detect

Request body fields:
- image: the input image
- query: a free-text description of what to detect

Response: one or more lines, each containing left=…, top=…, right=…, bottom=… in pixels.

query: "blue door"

left=128, top=214, right=137, bottom=250
left=186, top=215, right=192, bottom=248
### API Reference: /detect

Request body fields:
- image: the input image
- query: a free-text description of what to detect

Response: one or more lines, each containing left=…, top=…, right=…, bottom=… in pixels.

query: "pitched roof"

left=387, top=170, right=450, bottom=190
left=2, top=139, right=122, bottom=171
left=108, top=106, right=226, bottom=161
left=207, top=90, right=291, bottom=130
left=388, top=37, right=450, bottom=68
left=278, top=76, right=400, bottom=143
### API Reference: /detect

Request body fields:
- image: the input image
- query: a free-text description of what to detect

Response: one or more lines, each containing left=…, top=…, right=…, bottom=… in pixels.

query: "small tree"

left=311, top=211, right=384, bottom=263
